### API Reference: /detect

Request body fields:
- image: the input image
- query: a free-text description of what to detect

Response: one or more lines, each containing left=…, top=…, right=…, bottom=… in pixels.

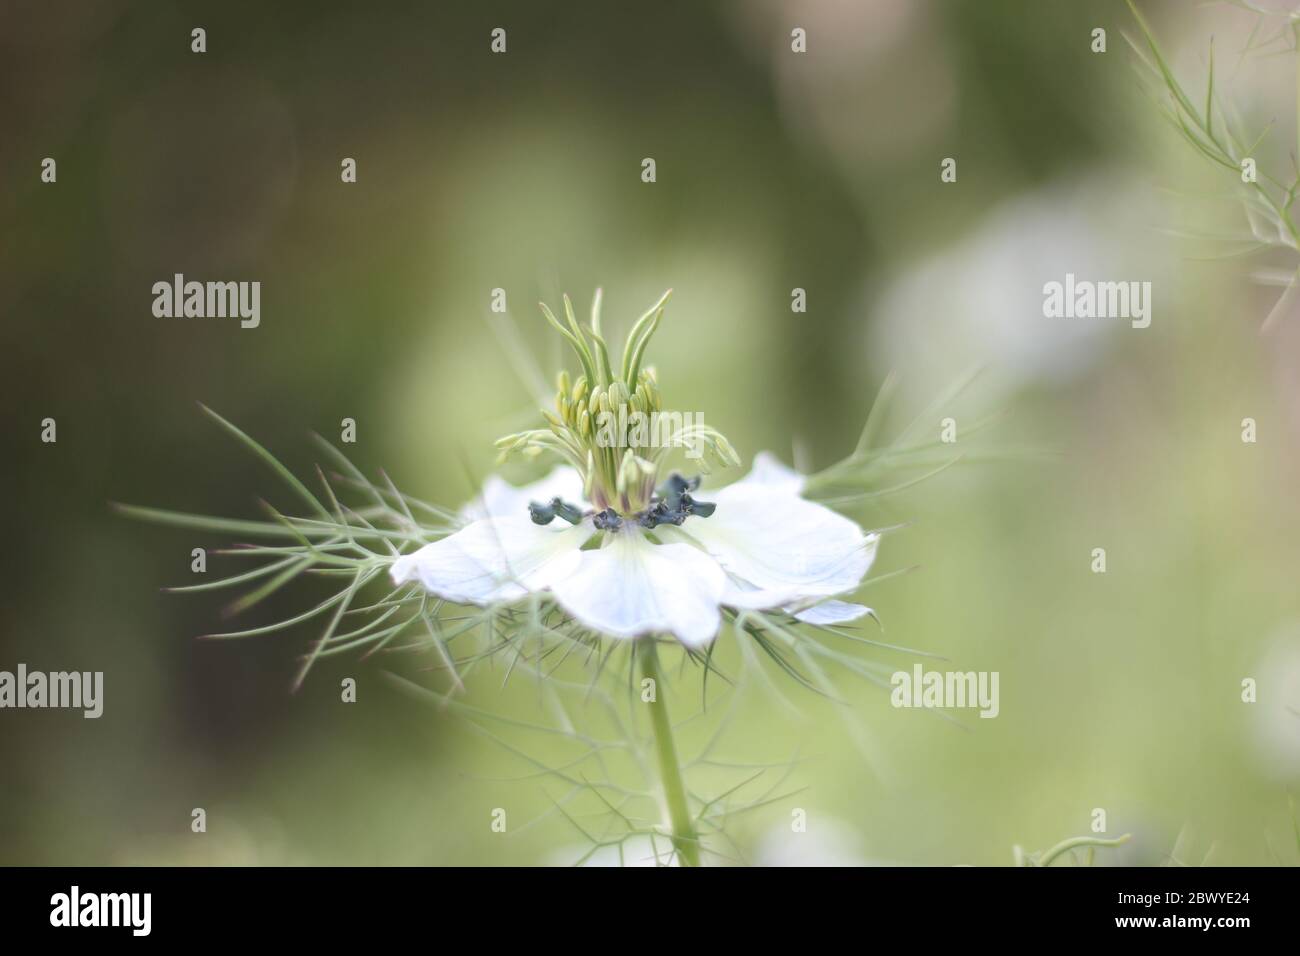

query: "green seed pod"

left=588, top=388, right=604, bottom=417
left=557, top=370, right=571, bottom=396
left=578, top=408, right=592, bottom=437
left=571, top=375, right=588, bottom=404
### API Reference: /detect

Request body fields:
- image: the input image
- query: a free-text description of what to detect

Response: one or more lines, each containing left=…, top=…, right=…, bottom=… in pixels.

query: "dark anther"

left=638, top=499, right=667, bottom=529
left=682, top=494, right=715, bottom=518
left=635, top=490, right=715, bottom=528
left=550, top=497, right=584, bottom=525
left=530, top=498, right=583, bottom=525
left=659, top=473, right=701, bottom=498
left=585, top=480, right=716, bottom=533
left=638, top=501, right=676, bottom=528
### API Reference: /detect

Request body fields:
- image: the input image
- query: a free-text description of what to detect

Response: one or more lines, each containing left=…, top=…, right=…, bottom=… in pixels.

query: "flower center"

left=494, top=290, right=740, bottom=516
left=528, top=473, right=717, bottom=530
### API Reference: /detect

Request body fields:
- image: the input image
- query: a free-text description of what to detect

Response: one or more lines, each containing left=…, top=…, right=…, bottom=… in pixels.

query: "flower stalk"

left=637, top=637, right=701, bottom=867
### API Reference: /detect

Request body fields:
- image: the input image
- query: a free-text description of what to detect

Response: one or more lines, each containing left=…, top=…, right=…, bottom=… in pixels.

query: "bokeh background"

left=3, top=0, right=1300, bottom=865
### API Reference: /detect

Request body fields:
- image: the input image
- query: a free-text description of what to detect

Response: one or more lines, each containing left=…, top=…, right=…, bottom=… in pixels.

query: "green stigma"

left=494, top=289, right=740, bottom=516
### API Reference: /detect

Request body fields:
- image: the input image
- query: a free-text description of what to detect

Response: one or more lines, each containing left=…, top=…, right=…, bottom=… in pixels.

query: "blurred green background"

left=3, top=0, right=1299, bottom=865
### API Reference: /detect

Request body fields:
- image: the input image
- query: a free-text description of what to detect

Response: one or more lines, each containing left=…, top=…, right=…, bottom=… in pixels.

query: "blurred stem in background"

left=1127, top=0, right=1300, bottom=330
left=637, top=638, right=700, bottom=867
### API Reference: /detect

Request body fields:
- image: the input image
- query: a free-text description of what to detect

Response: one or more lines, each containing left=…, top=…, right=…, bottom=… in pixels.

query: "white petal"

left=391, top=516, right=592, bottom=605
left=460, top=466, right=587, bottom=522
left=728, top=451, right=805, bottom=495
left=549, top=529, right=726, bottom=646
left=699, top=570, right=798, bottom=610
left=788, top=600, right=873, bottom=625
left=669, top=483, right=877, bottom=609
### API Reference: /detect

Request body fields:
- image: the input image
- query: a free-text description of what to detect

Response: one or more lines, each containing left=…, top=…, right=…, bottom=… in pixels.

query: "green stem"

left=637, top=638, right=701, bottom=866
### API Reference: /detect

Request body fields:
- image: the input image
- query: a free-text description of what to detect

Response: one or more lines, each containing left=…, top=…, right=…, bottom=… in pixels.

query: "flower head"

left=491, top=289, right=741, bottom=515
left=392, top=291, right=879, bottom=647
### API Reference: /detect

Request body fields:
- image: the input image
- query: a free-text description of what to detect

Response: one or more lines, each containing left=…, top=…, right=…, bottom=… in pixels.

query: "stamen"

left=636, top=488, right=715, bottom=528
left=683, top=494, right=715, bottom=517
left=659, top=473, right=701, bottom=497
left=528, top=482, right=714, bottom=531
left=550, top=497, right=584, bottom=524
left=528, top=497, right=584, bottom=525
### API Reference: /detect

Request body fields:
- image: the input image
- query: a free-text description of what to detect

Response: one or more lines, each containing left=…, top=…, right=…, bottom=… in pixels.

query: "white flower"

left=391, top=452, right=879, bottom=647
